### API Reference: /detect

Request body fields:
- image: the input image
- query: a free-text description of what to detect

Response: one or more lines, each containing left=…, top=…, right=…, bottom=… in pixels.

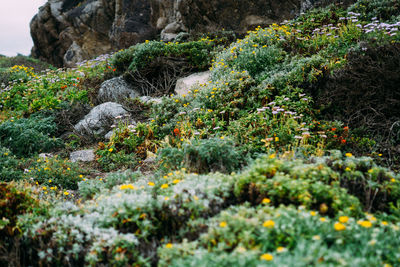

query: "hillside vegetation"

left=1, top=0, right=400, bottom=266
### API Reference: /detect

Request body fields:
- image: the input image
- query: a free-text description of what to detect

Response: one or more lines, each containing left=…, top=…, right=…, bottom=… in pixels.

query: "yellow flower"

left=269, top=154, right=276, bottom=159
left=172, top=179, right=181, bottom=184
left=263, top=220, right=275, bottom=228
left=381, top=221, right=388, bottom=226
left=148, top=182, right=155, bottom=186
left=220, top=221, right=227, bottom=228
left=165, top=243, right=173, bottom=248
left=164, top=197, right=170, bottom=201
left=339, top=216, right=349, bottom=223
left=260, top=253, right=273, bottom=261
left=345, top=153, right=353, bottom=157
left=108, top=148, right=113, bottom=152
left=48, top=179, right=52, bottom=183
left=310, top=211, right=317, bottom=216
left=120, top=184, right=136, bottom=190
left=275, top=137, right=279, bottom=142
left=334, top=222, right=346, bottom=231
left=161, top=184, right=169, bottom=189
left=320, top=217, right=327, bottom=222
left=42, top=186, right=47, bottom=190
left=79, top=175, right=83, bottom=178
left=262, top=198, right=271, bottom=204
left=358, top=220, right=372, bottom=228
left=391, top=178, right=396, bottom=183
left=220, top=136, right=225, bottom=140
left=276, top=247, right=286, bottom=253
left=64, top=191, right=69, bottom=196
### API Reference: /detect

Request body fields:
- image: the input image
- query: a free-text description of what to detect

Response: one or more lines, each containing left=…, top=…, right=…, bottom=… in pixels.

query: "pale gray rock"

left=98, top=77, right=141, bottom=104
left=104, top=130, right=115, bottom=140
left=175, top=71, right=211, bottom=96
left=74, top=102, right=129, bottom=136
left=70, top=149, right=95, bottom=163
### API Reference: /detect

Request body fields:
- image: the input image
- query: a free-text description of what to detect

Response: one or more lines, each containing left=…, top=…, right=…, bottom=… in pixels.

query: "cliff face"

left=30, top=0, right=354, bottom=67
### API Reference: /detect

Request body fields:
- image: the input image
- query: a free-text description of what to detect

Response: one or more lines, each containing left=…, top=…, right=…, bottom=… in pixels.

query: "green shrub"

left=0, top=146, right=23, bottom=182
left=0, top=55, right=52, bottom=72
left=111, top=39, right=219, bottom=95
left=159, top=204, right=400, bottom=267
left=234, top=155, right=363, bottom=216
left=78, top=171, right=141, bottom=199
left=112, top=39, right=216, bottom=73
left=158, top=137, right=245, bottom=174
left=0, top=115, right=63, bottom=157
left=234, top=152, right=400, bottom=215
left=27, top=157, right=86, bottom=190
left=96, top=122, right=157, bottom=171
left=350, top=0, right=400, bottom=22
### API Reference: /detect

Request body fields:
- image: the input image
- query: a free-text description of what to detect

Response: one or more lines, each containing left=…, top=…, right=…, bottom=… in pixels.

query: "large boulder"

left=97, top=77, right=141, bottom=104
left=30, top=0, right=356, bottom=67
left=175, top=71, right=211, bottom=96
left=74, top=102, right=129, bottom=136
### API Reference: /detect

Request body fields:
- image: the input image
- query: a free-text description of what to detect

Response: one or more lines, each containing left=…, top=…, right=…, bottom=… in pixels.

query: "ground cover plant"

left=0, top=0, right=400, bottom=266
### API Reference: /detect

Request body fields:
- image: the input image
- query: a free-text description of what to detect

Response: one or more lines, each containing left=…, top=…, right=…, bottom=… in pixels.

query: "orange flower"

left=173, top=128, right=180, bottom=136
left=341, top=139, right=346, bottom=144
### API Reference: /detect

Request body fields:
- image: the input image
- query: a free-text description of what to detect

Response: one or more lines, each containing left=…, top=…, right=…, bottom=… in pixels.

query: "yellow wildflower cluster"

left=10, top=65, right=36, bottom=78
left=120, top=184, right=136, bottom=190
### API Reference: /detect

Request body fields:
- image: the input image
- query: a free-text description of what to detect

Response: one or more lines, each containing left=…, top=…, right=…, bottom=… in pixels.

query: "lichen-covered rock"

left=74, top=102, right=129, bottom=136
left=97, top=77, right=141, bottom=104
left=30, top=0, right=355, bottom=67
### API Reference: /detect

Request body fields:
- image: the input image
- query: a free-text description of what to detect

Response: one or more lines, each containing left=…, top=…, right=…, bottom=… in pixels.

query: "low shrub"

left=78, top=170, right=141, bottom=199
left=0, top=115, right=63, bottom=157
left=0, top=55, right=52, bottom=72
left=159, top=204, right=400, bottom=267
left=0, top=146, right=23, bottom=182
left=112, top=39, right=219, bottom=95
left=27, top=157, right=86, bottom=190
left=158, top=137, right=245, bottom=174
left=96, top=122, right=157, bottom=171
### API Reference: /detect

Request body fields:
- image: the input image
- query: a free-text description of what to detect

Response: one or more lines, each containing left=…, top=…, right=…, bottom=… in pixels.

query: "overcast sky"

left=0, top=0, right=47, bottom=56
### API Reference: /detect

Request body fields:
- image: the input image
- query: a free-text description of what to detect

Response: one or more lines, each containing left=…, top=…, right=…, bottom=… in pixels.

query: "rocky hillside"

left=30, top=0, right=355, bottom=67
left=1, top=0, right=400, bottom=266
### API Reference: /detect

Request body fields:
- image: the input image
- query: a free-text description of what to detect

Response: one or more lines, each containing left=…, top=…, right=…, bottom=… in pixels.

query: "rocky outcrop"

left=31, top=0, right=355, bottom=67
